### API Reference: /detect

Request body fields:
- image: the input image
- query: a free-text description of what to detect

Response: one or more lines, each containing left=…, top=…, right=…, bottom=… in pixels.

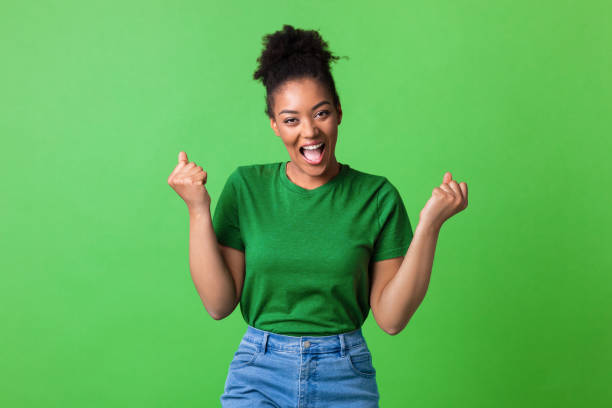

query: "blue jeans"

left=220, top=324, right=380, bottom=407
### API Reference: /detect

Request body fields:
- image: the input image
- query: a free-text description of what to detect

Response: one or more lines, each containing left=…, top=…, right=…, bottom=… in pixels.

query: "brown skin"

left=167, top=151, right=239, bottom=320
left=167, top=151, right=210, bottom=212
left=269, top=77, right=343, bottom=190
left=166, top=78, right=470, bottom=329
left=267, top=78, right=471, bottom=335
left=370, top=171, right=468, bottom=335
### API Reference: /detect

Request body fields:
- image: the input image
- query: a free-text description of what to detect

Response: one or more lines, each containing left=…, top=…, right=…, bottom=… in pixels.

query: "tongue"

left=304, top=147, right=323, bottom=161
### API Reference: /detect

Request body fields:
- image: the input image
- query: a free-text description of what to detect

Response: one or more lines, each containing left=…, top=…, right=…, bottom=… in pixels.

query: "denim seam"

left=242, top=343, right=366, bottom=354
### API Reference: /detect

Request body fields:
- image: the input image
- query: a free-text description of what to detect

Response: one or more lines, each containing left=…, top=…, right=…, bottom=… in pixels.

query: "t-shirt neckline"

left=279, top=161, right=349, bottom=195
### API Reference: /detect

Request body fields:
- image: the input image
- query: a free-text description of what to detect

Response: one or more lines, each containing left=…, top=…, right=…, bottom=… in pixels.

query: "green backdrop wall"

left=1, top=0, right=610, bottom=406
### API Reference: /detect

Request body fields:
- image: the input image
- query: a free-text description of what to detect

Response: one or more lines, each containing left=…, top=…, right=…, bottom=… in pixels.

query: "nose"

left=301, top=118, right=319, bottom=138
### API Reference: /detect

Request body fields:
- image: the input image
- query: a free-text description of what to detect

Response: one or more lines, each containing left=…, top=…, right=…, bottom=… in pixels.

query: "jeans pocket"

left=230, top=340, right=261, bottom=370
left=345, top=344, right=376, bottom=378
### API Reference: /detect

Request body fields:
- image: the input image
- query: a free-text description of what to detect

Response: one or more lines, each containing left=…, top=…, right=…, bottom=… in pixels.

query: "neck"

left=286, top=159, right=341, bottom=190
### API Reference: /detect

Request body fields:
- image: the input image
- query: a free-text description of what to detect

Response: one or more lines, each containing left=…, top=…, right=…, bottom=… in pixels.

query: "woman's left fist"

left=419, top=171, right=468, bottom=230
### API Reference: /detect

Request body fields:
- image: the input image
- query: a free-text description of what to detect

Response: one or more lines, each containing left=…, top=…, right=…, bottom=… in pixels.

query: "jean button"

left=303, top=341, right=310, bottom=348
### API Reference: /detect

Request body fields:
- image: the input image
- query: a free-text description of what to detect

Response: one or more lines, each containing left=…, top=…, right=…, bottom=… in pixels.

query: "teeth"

left=302, top=143, right=324, bottom=150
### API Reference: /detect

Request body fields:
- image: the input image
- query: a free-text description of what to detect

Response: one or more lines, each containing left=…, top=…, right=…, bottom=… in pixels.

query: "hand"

left=167, top=151, right=211, bottom=213
left=419, top=171, right=468, bottom=230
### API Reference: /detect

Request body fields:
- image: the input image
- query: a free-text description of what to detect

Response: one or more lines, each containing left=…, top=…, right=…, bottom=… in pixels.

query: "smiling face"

left=269, top=76, right=343, bottom=185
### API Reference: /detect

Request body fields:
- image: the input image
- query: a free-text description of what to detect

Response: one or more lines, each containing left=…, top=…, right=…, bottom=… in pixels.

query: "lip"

left=299, top=143, right=326, bottom=165
left=300, top=141, right=325, bottom=148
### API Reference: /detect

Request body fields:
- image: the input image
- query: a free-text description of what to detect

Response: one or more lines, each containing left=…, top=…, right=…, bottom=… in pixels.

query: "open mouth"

left=299, top=143, right=325, bottom=164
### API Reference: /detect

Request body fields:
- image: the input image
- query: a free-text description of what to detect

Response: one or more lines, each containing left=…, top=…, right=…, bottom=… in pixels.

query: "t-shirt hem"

left=217, top=237, right=245, bottom=252
left=371, top=244, right=410, bottom=262
left=247, top=322, right=363, bottom=337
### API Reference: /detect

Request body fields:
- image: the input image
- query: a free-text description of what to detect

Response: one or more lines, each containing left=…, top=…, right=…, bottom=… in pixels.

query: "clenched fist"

left=419, top=171, right=468, bottom=230
left=167, top=151, right=211, bottom=213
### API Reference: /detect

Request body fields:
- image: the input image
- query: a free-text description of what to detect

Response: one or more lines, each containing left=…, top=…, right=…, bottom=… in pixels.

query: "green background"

left=1, top=0, right=610, bottom=406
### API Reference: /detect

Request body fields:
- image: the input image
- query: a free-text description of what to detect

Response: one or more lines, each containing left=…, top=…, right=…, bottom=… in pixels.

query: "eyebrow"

left=278, top=100, right=331, bottom=115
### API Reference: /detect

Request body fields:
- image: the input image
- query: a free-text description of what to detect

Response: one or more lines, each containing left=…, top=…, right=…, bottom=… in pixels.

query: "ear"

left=337, top=102, right=343, bottom=125
left=270, top=116, right=281, bottom=137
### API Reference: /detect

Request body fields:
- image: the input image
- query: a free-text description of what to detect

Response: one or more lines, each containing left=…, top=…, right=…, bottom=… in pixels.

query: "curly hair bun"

left=253, top=24, right=339, bottom=85
left=253, top=24, right=346, bottom=118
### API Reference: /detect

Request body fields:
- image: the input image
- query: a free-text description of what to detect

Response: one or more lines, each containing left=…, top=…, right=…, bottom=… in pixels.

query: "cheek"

left=281, top=138, right=299, bottom=152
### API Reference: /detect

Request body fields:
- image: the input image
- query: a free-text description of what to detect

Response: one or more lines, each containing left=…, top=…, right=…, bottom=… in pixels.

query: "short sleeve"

left=371, top=179, right=413, bottom=262
left=212, top=168, right=245, bottom=251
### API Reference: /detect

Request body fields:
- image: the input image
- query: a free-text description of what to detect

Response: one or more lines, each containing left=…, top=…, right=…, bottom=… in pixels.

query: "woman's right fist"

left=167, top=151, right=211, bottom=212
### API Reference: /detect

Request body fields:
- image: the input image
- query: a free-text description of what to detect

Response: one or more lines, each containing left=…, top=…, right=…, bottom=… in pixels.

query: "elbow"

left=385, top=327, right=401, bottom=336
left=375, top=315, right=404, bottom=336
left=210, top=311, right=225, bottom=321
left=210, top=308, right=231, bottom=321
left=378, top=321, right=401, bottom=336
left=384, top=319, right=410, bottom=336
left=207, top=307, right=223, bottom=321
left=204, top=305, right=234, bottom=320
left=208, top=299, right=238, bottom=321
left=200, top=291, right=238, bottom=321
left=386, top=309, right=419, bottom=335
left=208, top=305, right=233, bottom=321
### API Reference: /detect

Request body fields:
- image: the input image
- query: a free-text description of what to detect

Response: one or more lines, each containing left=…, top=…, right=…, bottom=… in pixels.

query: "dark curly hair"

left=253, top=24, right=347, bottom=119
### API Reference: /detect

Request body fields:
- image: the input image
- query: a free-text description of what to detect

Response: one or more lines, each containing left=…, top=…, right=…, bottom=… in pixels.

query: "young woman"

left=168, top=24, right=468, bottom=407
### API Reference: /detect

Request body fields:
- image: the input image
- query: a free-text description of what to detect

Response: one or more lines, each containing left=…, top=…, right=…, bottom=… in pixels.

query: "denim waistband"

left=241, top=324, right=367, bottom=355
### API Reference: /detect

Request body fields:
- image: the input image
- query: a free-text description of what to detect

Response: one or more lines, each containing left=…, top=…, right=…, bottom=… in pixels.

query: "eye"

left=316, top=110, right=330, bottom=118
left=284, top=118, right=297, bottom=124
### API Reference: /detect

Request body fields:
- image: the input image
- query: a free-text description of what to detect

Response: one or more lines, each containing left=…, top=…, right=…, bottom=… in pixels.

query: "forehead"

left=274, top=77, right=331, bottom=108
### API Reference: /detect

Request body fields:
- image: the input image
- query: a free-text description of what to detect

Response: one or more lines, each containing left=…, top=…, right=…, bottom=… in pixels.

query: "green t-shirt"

left=212, top=161, right=413, bottom=336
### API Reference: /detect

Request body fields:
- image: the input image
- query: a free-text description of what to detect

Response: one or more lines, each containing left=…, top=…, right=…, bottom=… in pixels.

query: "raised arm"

left=168, top=151, right=244, bottom=320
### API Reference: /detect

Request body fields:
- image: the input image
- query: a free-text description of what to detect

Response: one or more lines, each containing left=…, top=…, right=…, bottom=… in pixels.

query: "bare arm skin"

left=168, top=151, right=245, bottom=320
left=370, top=171, right=468, bottom=335
left=188, top=209, right=245, bottom=320
left=370, top=221, right=439, bottom=335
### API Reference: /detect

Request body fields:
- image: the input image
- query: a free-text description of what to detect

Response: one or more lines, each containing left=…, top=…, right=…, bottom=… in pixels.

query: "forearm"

left=378, top=220, right=440, bottom=334
left=188, top=208, right=236, bottom=320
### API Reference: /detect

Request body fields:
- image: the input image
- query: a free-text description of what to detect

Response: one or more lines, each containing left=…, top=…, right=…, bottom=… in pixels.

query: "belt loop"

left=262, top=332, right=269, bottom=354
left=338, top=333, right=346, bottom=358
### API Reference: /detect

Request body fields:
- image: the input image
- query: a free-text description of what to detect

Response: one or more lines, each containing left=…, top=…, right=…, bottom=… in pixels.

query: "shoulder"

left=344, top=164, right=397, bottom=194
left=236, top=162, right=280, bottom=176
left=226, top=162, right=281, bottom=185
left=345, top=165, right=406, bottom=215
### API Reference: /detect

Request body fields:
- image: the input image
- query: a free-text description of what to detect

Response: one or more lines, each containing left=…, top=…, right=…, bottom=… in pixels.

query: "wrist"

left=416, top=218, right=442, bottom=235
left=188, top=205, right=211, bottom=219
